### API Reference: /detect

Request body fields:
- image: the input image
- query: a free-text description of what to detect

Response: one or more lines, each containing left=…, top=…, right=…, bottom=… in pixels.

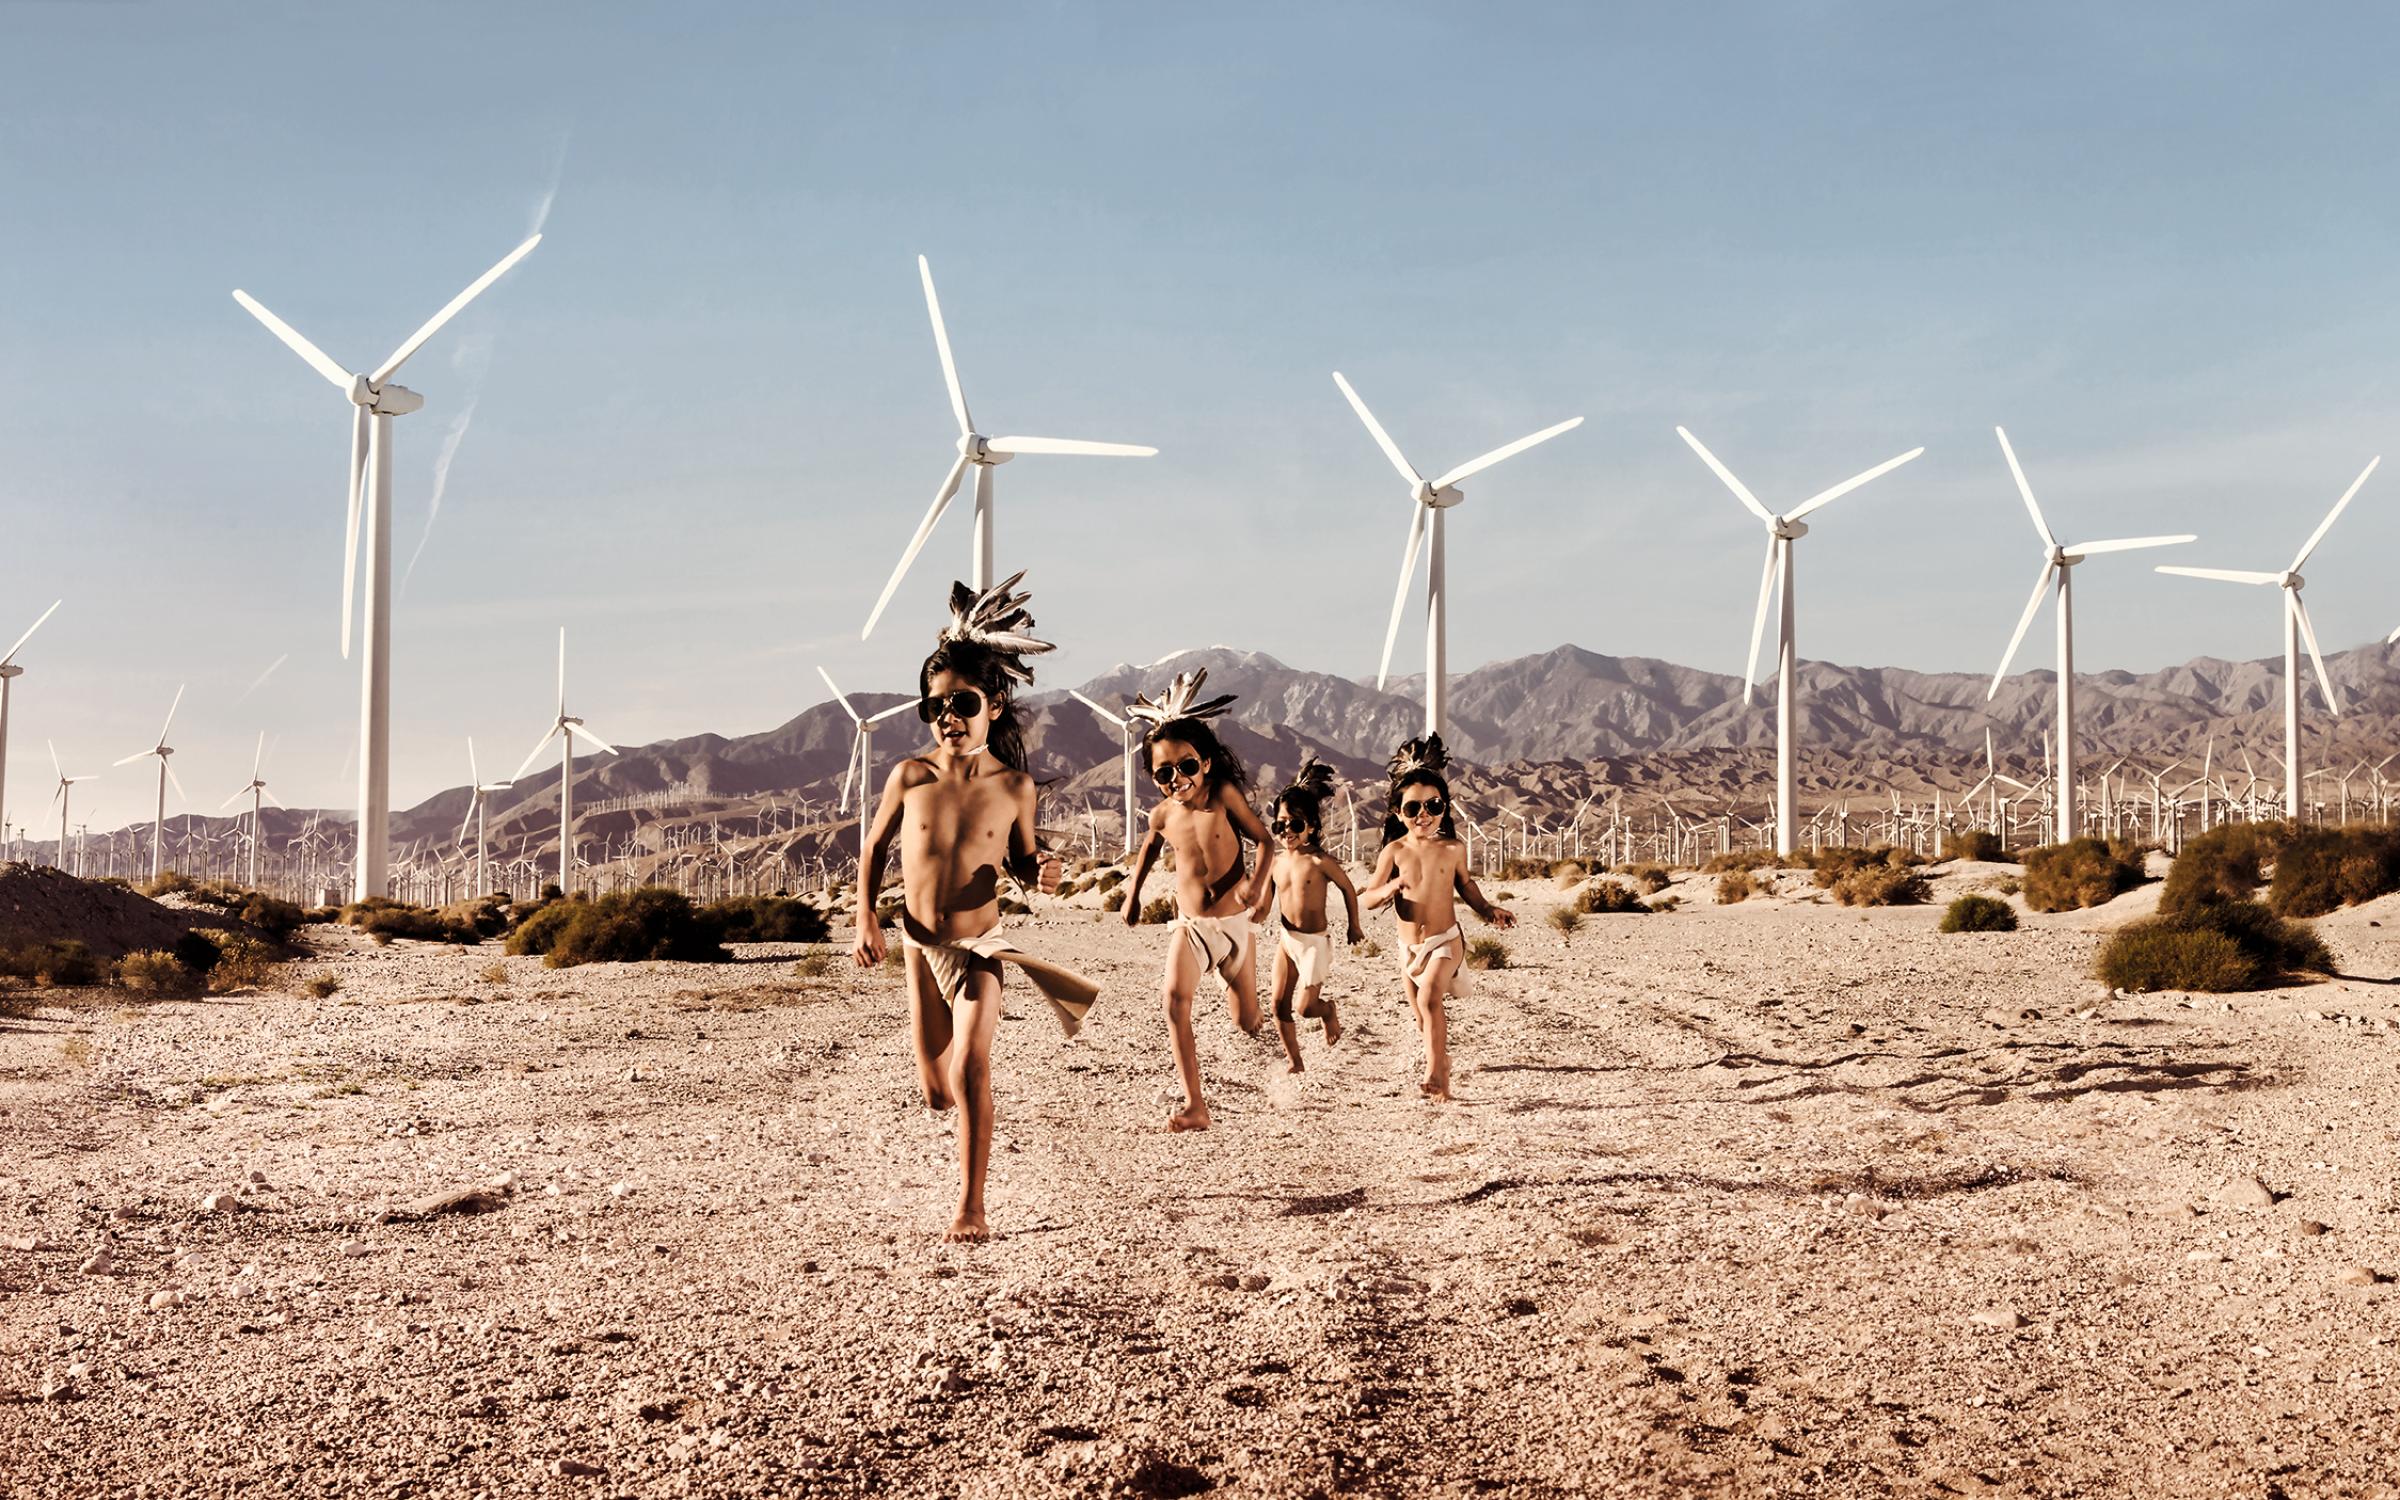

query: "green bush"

left=1716, top=869, right=1758, bottom=904
left=1498, top=857, right=1550, bottom=881
left=138, top=870, right=196, bottom=898
left=1620, top=864, right=1673, bottom=894
left=1549, top=859, right=1589, bottom=886
left=2267, top=827, right=2400, bottom=918
left=1139, top=896, right=1178, bottom=925
left=1942, top=830, right=2009, bottom=863
left=205, top=935, right=281, bottom=993
left=2021, top=838, right=2145, bottom=913
left=2095, top=900, right=2331, bottom=993
left=1701, top=849, right=1781, bottom=874
left=1940, top=894, right=2019, bottom=933
left=504, top=897, right=583, bottom=957
left=1575, top=879, right=1648, bottom=915
left=301, top=973, right=342, bottom=999
left=2160, top=823, right=2278, bottom=915
left=1806, top=846, right=1921, bottom=888
left=239, top=893, right=306, bottom=939
left=117, top=949, right=198, bottom=995
left=0, top=940, right=104, bottom=988
left=342, top=897, right=481, bottom=946
left=1464, top=936, right=1509, bottom=970
left=1101, top=889, right=1126, bottom=913
left=531, top=887, right=729, bottom=969
left=1831, top=863, right=1932, bottom=907
left=1546, top=907, right=1581, bottom=938
left=700, top=896, right=832, bottom=944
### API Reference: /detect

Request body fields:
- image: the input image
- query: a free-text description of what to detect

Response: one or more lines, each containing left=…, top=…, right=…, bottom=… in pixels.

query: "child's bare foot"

left=923, top=1085, right=954, bottom=1112
left=1285, top=1059, right=1304, bottom=1075
left=944, top=1210, right=989, bottom=1242
left=1299, top=994, right=1325, bottom=1021
left=1420, top=1073, right=1451, bottom=1101
left=1321, top=1005, right=1342, bottom=1047
left=1167, top=1102, right=1212, bottom=1132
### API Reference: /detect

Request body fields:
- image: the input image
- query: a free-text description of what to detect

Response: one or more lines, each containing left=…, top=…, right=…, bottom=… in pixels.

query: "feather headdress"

left=939, top=571, right=1054, bottom=684
left=1387, top=733, right=1449, bottom=783
left=1124, top=668, right=1237, bottom=728
left=1283, top=754, right=1336, bottom=800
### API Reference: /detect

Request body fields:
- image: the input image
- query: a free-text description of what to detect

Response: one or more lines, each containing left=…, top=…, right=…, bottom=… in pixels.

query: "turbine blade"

left=1069, top=689, right=1127, bottom=727
left=2062, top=534, right=2197, bottom=557
left=1332, top=372, right=1424, bottom=487
left=861, top=454, right=972, bottom=639
left=222, top=786, right=250, bottom=811
left=573, top=723, right=620, bottom=756
left=251, top=731, right=264, bottom=780
left=113, top=749, right=151, bottom=767
left=1992, top=427, right=2056, bottom=548
left=458, top=794, right=476, bottom=848
left=1989, top=559, right=2057, bottom=700
left=556, top=628, right=567, bottom=719
left=164, top=761, right=186, bottom=803
left=1430, top=416, right=1584, bottom=491
left=511, top=725, right=562, bottom=784
left=838, top=732, right=862, bottom=814
left=985, top=436, right=1157, bottom=457
left=0, top=599, right=61, bottom=668
left=156, top=683, right=184, bottom=746
left=49, top=739, right=62, bottom=780
left=468, top=736, right=480, bottom=786
left=1742, top=534, right=1779, bottom=705
left=816, top=666, right=863, bottom=723
left=261, top=788, right=283, bottom=810
left=919, top=255, right=973, bottom=435
left=2292, top=456, right=2383, bottom=571
left=1675, top=426, right=1774, bottom=524
left=2389, top=622, right=2400, bottom=645
left=2292, top=592, right=2340, bottom=715
left=2155, top=566, right=2281, bottom=584
left=1786, top=447, right=1926, bottom=521
left=371, top=234, right=542, bottom=383
left=230, top=290, right=352, bottom=389
left=1374, top=503, right=1430, bottom=689
left=343, top=403, right=367, bottom=659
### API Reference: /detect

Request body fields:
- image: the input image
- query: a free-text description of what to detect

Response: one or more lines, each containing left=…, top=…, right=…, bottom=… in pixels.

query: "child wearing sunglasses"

left=1118, top=669, right=1274, bottom=1132
left=852, top=574, right=1096, bottom=1242
left=1360, top=734, right=1513, bottom=1101
left=1254, top=756, right=1362, bottom=1071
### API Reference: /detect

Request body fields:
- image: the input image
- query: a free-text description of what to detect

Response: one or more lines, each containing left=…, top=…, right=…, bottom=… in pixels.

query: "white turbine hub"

left=1772, top=518, right=1810, bottom=540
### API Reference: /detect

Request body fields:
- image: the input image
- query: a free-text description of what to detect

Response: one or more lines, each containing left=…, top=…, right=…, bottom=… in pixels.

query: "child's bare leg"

left=1414, top=961, right=1456, bottom=1100
left=1310, top=985, right=1341, bottom=1046
left=907, top=948, right=956, bottom=1110
left=943, top=963, right=1003, bottom=1241
left=1160, top=935, right=1211, bottom=1131
left=1269, top=946, right=1303, bottom=1073
left=1223, top=928, right=1263, bottom=1036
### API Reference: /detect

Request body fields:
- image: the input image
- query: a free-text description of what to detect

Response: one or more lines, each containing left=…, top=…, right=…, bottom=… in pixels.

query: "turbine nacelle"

left=1769, top=517, right=1810, bottom=542
left=1413, top=481, right=1466, bottom=510
left=351, top=379, right=423, bottom=417
left=955, top=433, right=1015, bottom=466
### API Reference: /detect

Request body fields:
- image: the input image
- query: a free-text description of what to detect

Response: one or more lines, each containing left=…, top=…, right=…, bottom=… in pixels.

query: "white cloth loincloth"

left=1172, top=911, right=1253, bottom=997
left=904, top=927, right=1099, bottom=1039
left=1399, top=924, right=1469, bottom=1000
left=1278, top=927, right=1333, bottom=991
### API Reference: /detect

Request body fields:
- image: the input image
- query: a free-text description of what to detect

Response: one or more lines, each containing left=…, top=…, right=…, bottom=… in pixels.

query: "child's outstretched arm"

left=852, top=764, right=913, bottom=966
left=1002, top=776, right=1057, bottom=896
left=1121, top=806, right=1166, bottom=926
left=1223, top=789, right=1275, bottom=915
left=1326, top=856, right=1364, bottom=943
left=1359, top=845, right=1404, bottom=911
left=1454, top=856, right=1515, bottom=929
left=1248, top=850, right=1279, bottom=926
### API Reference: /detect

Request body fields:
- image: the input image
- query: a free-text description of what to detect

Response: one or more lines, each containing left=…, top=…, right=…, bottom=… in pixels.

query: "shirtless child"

left=1251, top=756, right=1362, bottom=1072
left=852, top=574, right=1092, bottom=1241
left=1359, top=735, right=1514, bottom=1101
left=1118, top=670, right=1273, bottom=1131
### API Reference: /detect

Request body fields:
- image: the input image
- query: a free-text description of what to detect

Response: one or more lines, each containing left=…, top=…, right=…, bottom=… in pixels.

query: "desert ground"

left=4, top=861, right=2399, bottom=1498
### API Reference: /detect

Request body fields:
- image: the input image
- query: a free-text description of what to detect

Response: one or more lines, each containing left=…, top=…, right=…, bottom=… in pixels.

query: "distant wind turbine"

left=1069, top=690, right=1139, bottom=856
left=1677, top=426, right=1924, bottom=856
left=817, top=667, right=913, bottom=863
left=2157, top=457, right=2378, bottom=820
left=0, top=600, right=62, bottom=842
left=219, top=732, right=283, bottom=888
left=1334, top=371, right=1583, bottom=739
left=113, top=685, right=187, bottom=882
left=46, top=740, right=93, bottom=874
left=458, top=738, right=513, bottom=897
left=512, top=629, right=618, bottom=895
left=860, top=256, right=1157, bottom=637
left=232, top=232, right=542, bottom=901
left=1983, top=427, right=2195, bottom=843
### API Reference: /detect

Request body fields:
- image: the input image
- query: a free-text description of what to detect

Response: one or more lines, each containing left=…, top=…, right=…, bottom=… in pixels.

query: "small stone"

left=2216, top=1176, right=2275, bottom=1208
left=930, top=1365, right=969, bottom=1394
left=5, top=1234, right=60, bottom=1253
left=548, top=1457, right=606, bottom=1478
left=77, top=1252, right=114, bottom=1276
left=608, top=1181, right=633, bottom=1199
left=2298, top=1220, right=2329, bottom=1238
left=108, top=1205, right=137, bottom=1222
left=2186, top=1250, right=2226, bottom=1264
left=246, top=1170, right=268, bottom=1186
left=1502, top=1296, right=1539, bottom=1317
left=625, top=1067, right=642, bottom=1083
left=1969, top=1309, right=2024, bottom=1330
left=198, top=1191, right=237, bottom=1214
left=489, top=1171, right=517, bottom=1193
left=39, top=1378, right=78, bottom=1403
left=2337, top=1265, right=2382, bottom=1288
left=338, top=1240, right=372, bottom=1259
left=1235, top=1273, right=1270, bottom=1293
left=146, top=1290, right=187, bottom=1310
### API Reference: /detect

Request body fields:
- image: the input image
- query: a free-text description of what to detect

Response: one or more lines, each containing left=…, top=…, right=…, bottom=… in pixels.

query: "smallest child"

left=1250, top=757, right=1362, bottom=1072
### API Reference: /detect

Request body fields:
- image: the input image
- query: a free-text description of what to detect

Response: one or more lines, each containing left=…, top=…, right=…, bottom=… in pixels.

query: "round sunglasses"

left=1269, top=817, right=1312, bottom=835
left=1151, top=756, right=1204, bottom=787
left=917, top=688, right=987, bottom=724
left=1400, top=796, right=1447, bottom=819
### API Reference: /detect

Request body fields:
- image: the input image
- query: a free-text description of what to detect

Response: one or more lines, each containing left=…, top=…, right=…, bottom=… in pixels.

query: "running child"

left=1118, top=669, right=1273, bottom=1132
left=853, top=573, right=1096, bottom=1241
left=1251, top=756, right=1362, bottom=1072
left=1358, top=734, right=1513, bottom=1101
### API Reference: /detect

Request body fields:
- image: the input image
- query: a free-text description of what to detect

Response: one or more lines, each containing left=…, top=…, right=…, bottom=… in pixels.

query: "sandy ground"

left=4, top=863, right=2399, bottom=1498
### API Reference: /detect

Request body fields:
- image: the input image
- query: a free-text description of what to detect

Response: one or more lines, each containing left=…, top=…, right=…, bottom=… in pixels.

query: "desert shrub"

left=139, top=870, right=196, bottom=898
left=2095, top=900, right=2331, bottom=992
left=504, top=898, right=583, bottom=957
left=1549, top=859, right=1589, bottom=886
left=2267, top=827, right=2400, bottom=918
left=1139, top=896, right=1178, bottom=925
left=437, top=894, right=514, bottom=940
left=1355, top=936, right=1383, bottom=959
left=2160, top=823, right=2279, bottom=915
left=117, top=949, right=198, bottom=995
left=205, top=936, right=281, bottom=993
left=1464, top=936, right=1509, bottom=970
left=535, top=887, right=730, bottom=969
left=1806, top=846, right=1921, bottom=888
left=0, top=940, right=104, bottom=988
left=1575, top=880, right=1648, bottom=915
left=239, top=893, right=305, bottom=939
left=791, top=952, right=836, bottom=979
left=1093, top=869, right=1124, bottom=894
left=1547, top=907, right=1581, bottom=938
left=1831, top=863, right=1932, bottom=907
left=343, top=897, right=480, bottom=946
left=1716, top=870, right=1758, bottom=904
left=478, top=961, right=511, bottom=985
left=999, top=896, right=1031, bottom=917
left=301, top=973, right=342, bottom=999
left=2020, top=838, right=2146, bottom=913
left=172, top=931, right=223, bottom=975
left=1702, top=849, right=1780, bottom=874
left=1101, top=889, right=1126, bottom=913
left=1621, top=864, right=1672, bottom=894
left=1942, top=830, right=2009, bottom=863
left=1499, top=857, right=1549, bottom=881
left=1940, top=894, right=2019, bottom=933
left=1649, top=894, right=1682, bottom=912
left=700, top=896, right=832, bottom=944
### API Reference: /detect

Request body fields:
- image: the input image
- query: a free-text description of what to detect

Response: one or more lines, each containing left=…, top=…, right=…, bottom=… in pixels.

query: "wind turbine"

left=232, top=232, right=542, bottom=901
left=458, top=738, right=514, bottom=898
left=1677, top=427, right=1924, bottom=856
left=1068, top=689, right=1139, bottom=856
left=1336, top=372, right=1582, bottom=740
left=0, top=600, right=61, bottom=843
left=113, top=686, right=187, bottom=883
left=859, top=256, right=1157, bottom=637
left=2157, top=457, right=2378, bottom=821
left=1983, top=427, right=2194, bottom=844
left=817, top=667, right=914, bottom=866
left=46, top=742, right=92, bottom=874
left=512, top=629, right=619, bottom=895
left=219, top=732, right=283, bottom=888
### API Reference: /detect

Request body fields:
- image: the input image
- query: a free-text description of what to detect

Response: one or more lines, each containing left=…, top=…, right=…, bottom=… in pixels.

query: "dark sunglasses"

left=917, top=688, right=987, bottom=724
left=1151, top=756, right=1204, bottom=787
left=1269, top=818, right=1310, bottom=835
left=1401, top=797, right=1447, bottom=819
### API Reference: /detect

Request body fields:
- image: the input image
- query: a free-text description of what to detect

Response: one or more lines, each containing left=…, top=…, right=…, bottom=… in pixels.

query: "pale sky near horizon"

left=6, top=1, right=2400, bottom=833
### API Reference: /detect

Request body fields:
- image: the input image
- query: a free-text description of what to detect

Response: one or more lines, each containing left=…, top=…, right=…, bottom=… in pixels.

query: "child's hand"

left=852, top=913, right=887, bottom=968
left=1038, top=855, right=1063, bottom=895
left=1121, top=898, right=1141, bottom=928
left=1487, top=905, right=1517, bottom=931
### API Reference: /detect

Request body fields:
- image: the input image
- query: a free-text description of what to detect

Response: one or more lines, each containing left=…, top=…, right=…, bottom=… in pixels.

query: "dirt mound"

left=0, top=863, right=249, bottom=961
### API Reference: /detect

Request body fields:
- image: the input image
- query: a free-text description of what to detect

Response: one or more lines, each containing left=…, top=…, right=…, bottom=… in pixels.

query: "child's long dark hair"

left=1270, top=756, right=1335, bottom=852
left=1145, top=717, right=1247, bottom=792
left=922, top=572, right=1053, bottom=775
left=918, top=638, right=1028, bottom=773
left=1381, top=734, right=1460, bottom=843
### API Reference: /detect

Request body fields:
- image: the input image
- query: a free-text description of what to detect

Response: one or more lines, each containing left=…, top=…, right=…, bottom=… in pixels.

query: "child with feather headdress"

left=1254, top=755, right=1363, bottom=1071
left=851, top=572, right=1097, bottom=1241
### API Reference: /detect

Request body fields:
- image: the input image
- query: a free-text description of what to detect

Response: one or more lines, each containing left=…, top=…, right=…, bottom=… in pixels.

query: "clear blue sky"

left=6, top=1, right=2399, bottom=833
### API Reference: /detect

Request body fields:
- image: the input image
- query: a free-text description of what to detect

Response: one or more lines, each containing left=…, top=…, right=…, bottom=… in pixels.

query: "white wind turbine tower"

left=512, top=630, right=619, bottom=895
left=817, top=667, right=914, bottom=865
left=859, top=256, right=1158, bottom=637
left=1677, top=427, right=1924, bottom=856
left=219, top=732, right=283, bottom=888
left=46, top=742, right=93, bottom=873
left=2157, top=457, right=2378, bottom=821
left=1335, top=372, right=1583, bottom=739
left=113, top=685, right=187, bottom=882
left=232, top=233, right=541, bottom=901
left=458, top=738, right=514, bottom=898
left=0, top=600, right=62, bottom=842
left=1068, top=690, right=1139, bottom=856
left=1983, top=427, right=2194, bottom=845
